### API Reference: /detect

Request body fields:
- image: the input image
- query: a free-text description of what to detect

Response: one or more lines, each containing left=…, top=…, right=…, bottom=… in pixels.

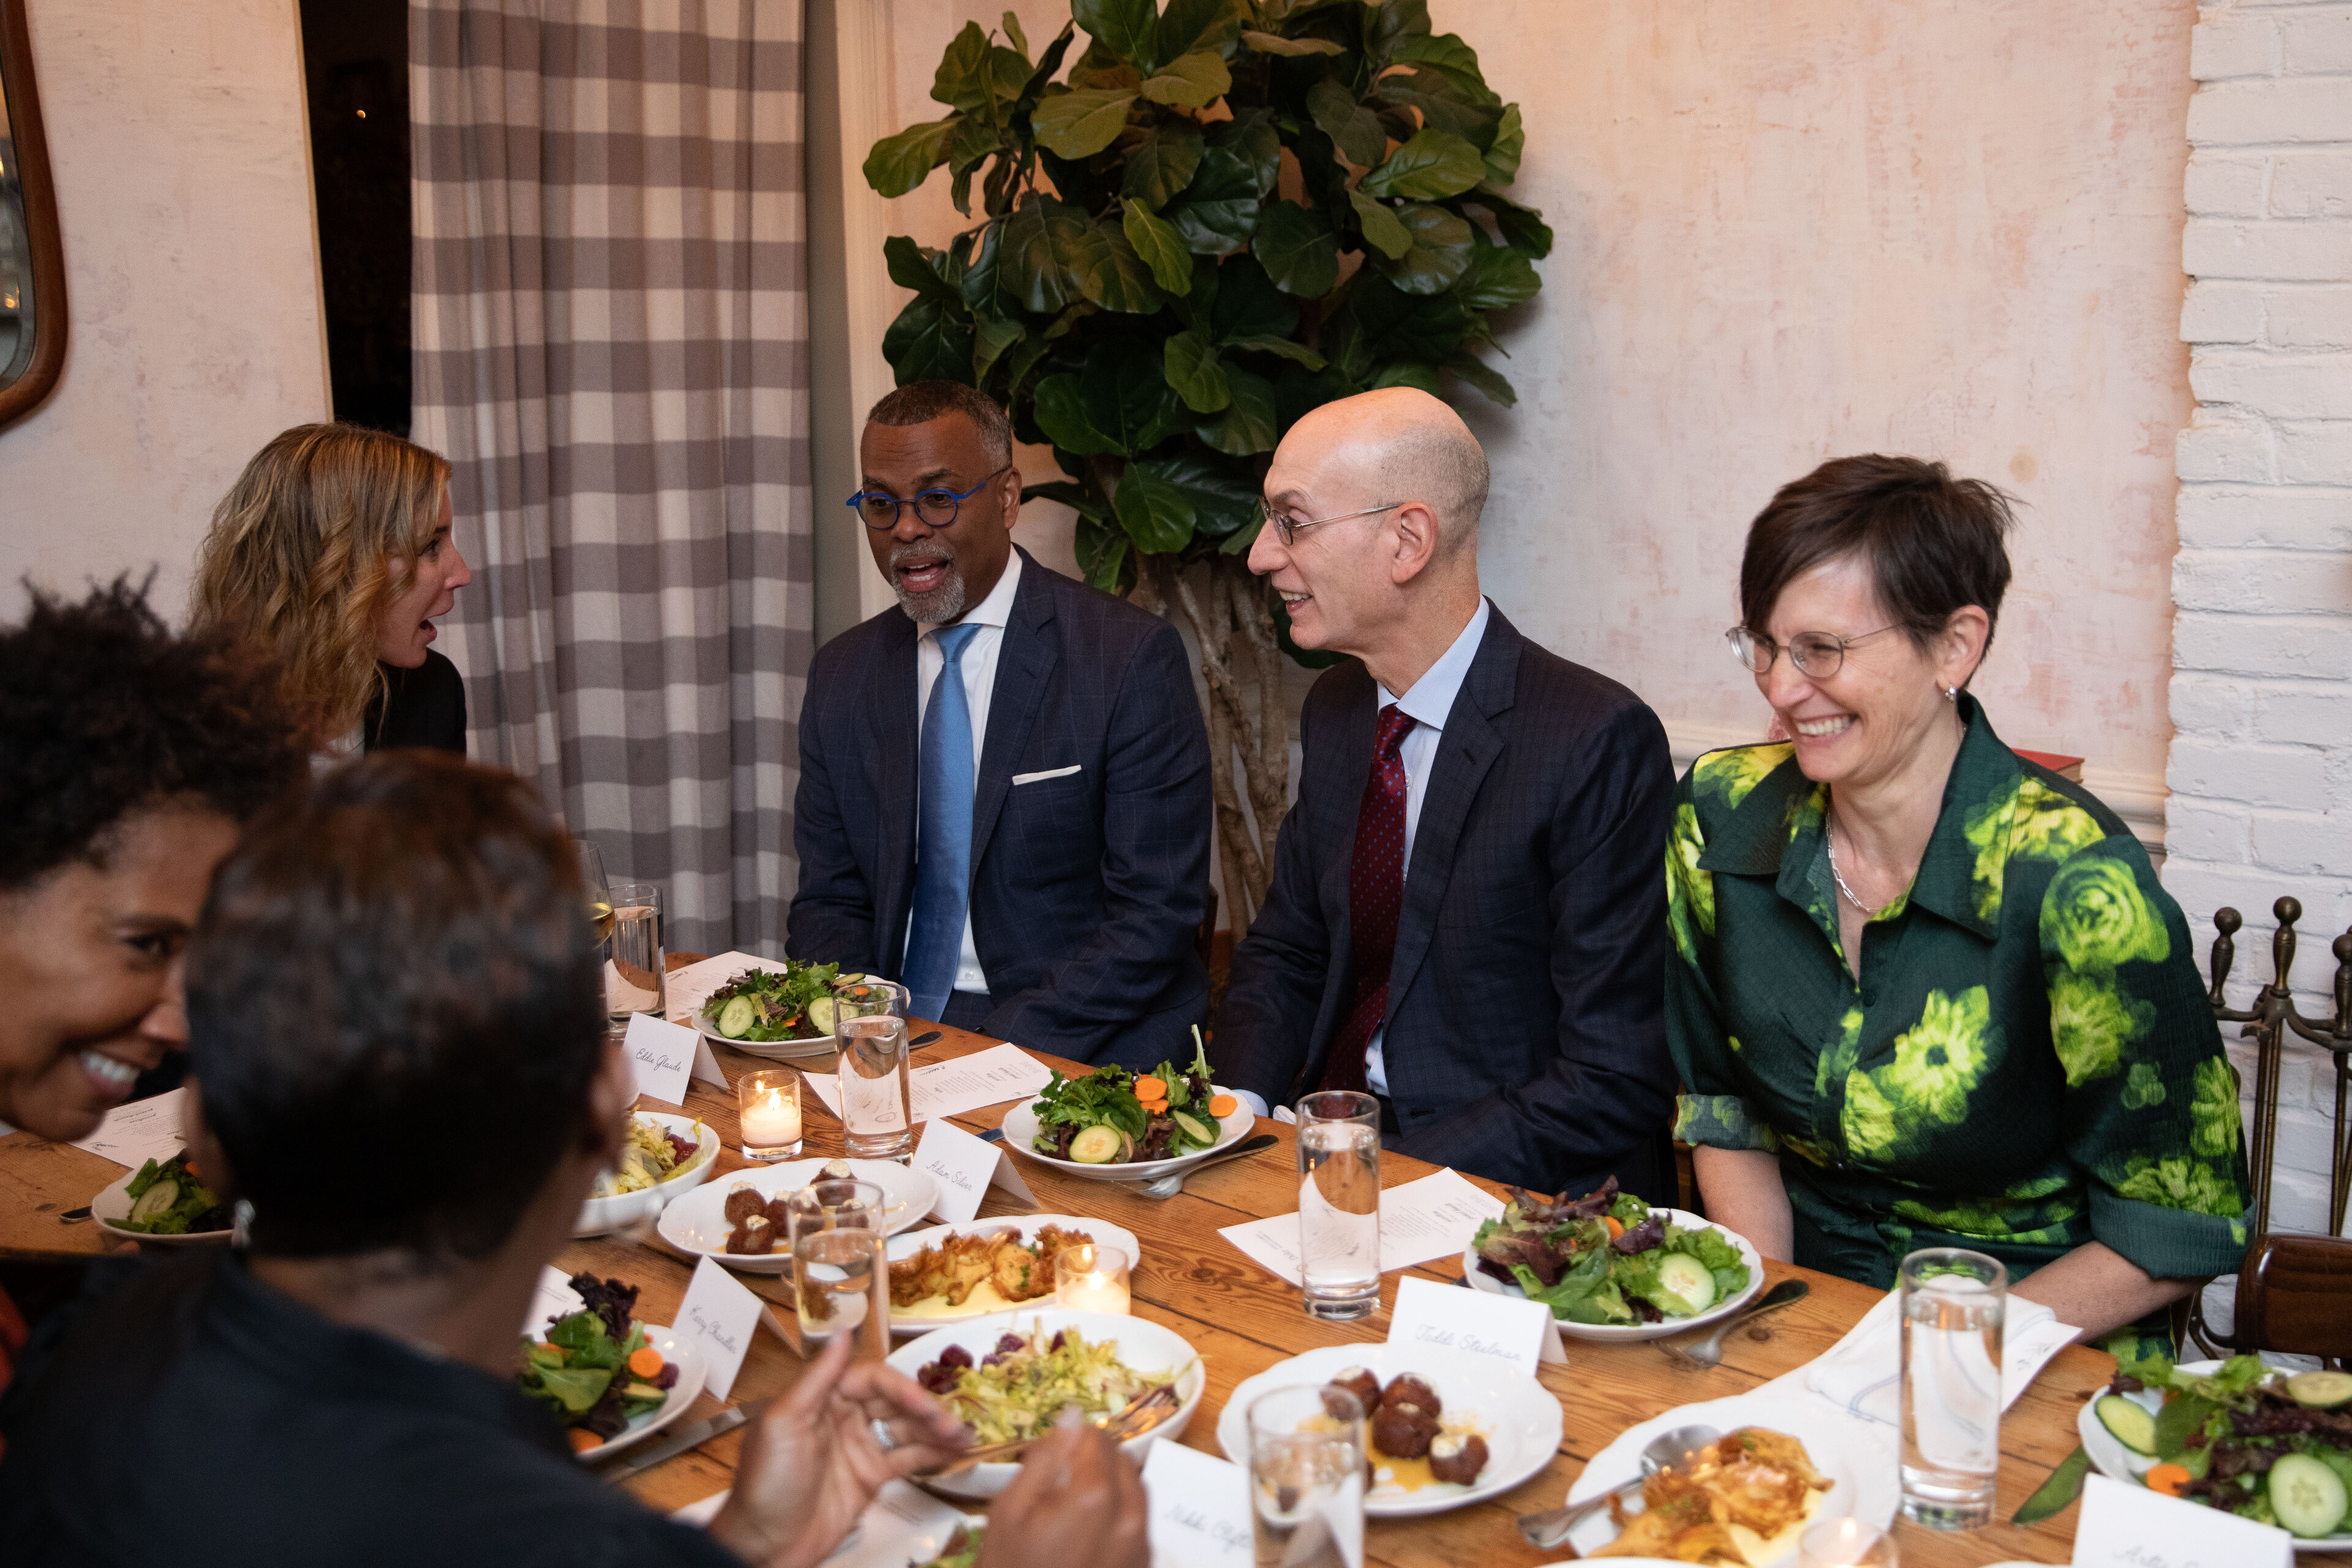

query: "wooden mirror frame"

left=0, top=0, right=66, bottom=429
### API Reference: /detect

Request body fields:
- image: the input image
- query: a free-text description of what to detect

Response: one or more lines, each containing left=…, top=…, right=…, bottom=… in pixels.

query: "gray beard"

left=891, top=560, right=967, bottom=624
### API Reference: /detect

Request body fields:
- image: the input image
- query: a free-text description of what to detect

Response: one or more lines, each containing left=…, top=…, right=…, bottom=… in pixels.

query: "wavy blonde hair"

left=192, top=424, right=452, bottom=743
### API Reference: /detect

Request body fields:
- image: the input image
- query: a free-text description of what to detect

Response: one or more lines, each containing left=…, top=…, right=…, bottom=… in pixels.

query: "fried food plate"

left=1562, top=1395, right=1895, bottom=1566
left=1215, top=1343, right=1564, bottom=1519
left=656, top=1158, right=939, bottom=1274
left=998, top=1088, right=1254, bottom=1183
left=883, top=1215, right=1142, bottom=1335
left=1461, top=1208, right=1765, bottom=1343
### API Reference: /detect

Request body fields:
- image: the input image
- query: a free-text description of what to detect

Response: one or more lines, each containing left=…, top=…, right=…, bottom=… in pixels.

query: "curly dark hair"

left=0, top=576, right=307, bottom=891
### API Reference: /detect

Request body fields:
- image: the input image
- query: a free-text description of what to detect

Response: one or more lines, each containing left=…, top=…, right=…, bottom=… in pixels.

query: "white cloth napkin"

left=1796, top=1288, right=2079, bottom=1428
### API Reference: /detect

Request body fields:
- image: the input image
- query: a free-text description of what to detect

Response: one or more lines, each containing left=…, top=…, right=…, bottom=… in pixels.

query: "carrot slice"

left=1208, top=1095, right=1238, bottom=1118
left=567, top=1427, right=604, bottom=1453
left=2145, top=1463, right=2192, bottom=1497
left=627, top=1346, right=666, bottom=1379
left=1135, top=1077, right=1166, bottom=1100
left=1605, top=1216, right=1626, bottom=1240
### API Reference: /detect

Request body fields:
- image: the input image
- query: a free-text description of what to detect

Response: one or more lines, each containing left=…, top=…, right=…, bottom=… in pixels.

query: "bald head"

left=1281, top=388, right=1490, bottom=560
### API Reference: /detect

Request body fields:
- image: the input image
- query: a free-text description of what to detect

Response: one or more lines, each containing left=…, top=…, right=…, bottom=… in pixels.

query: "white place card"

left=2073, top=1471, right=2293, bottom=1568
left=625, top=1012, right=710, bottom=1106
left=1388, top=1273, right=1564, bottom=1372
left=911, top=1117, right=1037, bottom=1224
left=1216, top=1167, right=1507, bottom=1287
left=1140, top=1437, right=1255, bottom=1568
left=803, top=1042, right=1057, bottom=1126
left=677, top=1253, right=768, bottom=1400
left=69, top=1086, right=189, bottom=1168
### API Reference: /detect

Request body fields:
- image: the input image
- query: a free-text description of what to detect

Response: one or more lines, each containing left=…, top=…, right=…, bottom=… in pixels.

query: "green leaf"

left=1241, top=29, right=1344, bottom=57
left=1163, top=331, right=1232, bottom=413
left=1371, top=360, right=1441, bottom=393
left=1444, top=350, right=1516, bottom=407
left=863, top=116, right=957, bottom=197
left=1032, top=372, right=1122, bottom=455
left=1140, top=50, right=1232, bottom=110
left=998, top=197, right=1088, bottom=312
left=971, top=309, right=1025, bottom=383
left=932, top=22, right=993, bottom=113
left=1070, top=220, right=1165, bottom=314
left=1215, top=112, right=1283, bottom=198
left=1121, top=202, right=1194, bottom=293
left=1391, top=32, right=1497, bottom=105
left=984, top=47, right=1033, bottom=111
left=1068, top=41, right=1143, bottom=91
left=1366, top=0, right=1433, bottom=65
left=1307, top=78, right=1387, bottom=169
left=1076, top=519, right=1131, bottom=592
left=1472, top=189, right=1554, bottom=258
left=1208, top=255, right=1300, bottom=342
left=1483, top=102, right=1525, bottom=186
left=1073, top=0, right=1156, bottom=69
left=1252, top=203, right=1341, bottom=298
left=1194, top=368, right=1278, bottom=455
left=1087, top=341, right=1186, bottom=455
left=1460, top=239, right=1539, bottom=312
left=1225, top=334, right=1327, bottom=370
left=1031, top=88, right=1138, bottom=158
left=1348, top=189, right=1413, bottom=258
left=1167, top=201, right=1259, bottom=255
left=1022, top=480, right=1103, bottom=519
left=1359, top=127, right=1485, bottom=200
left=881, top=296, right=976, bottom=385
left=884, top=235, right=960, bottom=303
left=1001, top=10, right=1028, bottom=56
left=1004, top=335, right=1052, bottom=397
left=1371, top=202, right=1474, bottom=294
left=1220, top=513, right=1264, bottom=554
left=1113, top=464, right=1198, bottom=554
left=1121, top=126, right=1204, bottom=211
left=1156, top=0, right=1242, bottom=64
left=1141, top=453, right=1261, bottom=537
left=1336, top=273, right=1476, bottom=361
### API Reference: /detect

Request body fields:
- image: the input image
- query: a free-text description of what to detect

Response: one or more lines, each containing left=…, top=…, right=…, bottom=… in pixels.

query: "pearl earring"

left=1944, top=685, right=1959, bottom=703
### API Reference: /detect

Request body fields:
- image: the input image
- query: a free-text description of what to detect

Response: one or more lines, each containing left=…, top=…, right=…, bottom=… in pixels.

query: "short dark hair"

left=867, top=380, right=1014, bottom=469
left=0, top=576, right=305, bottom=892
left=1739, top=455, right=2017, bottom=658
left=189, top=753, right=604, bottom=1263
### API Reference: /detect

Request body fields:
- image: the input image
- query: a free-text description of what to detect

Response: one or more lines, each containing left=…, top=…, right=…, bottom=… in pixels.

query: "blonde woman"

left=192, top=423, right=472, bottom=758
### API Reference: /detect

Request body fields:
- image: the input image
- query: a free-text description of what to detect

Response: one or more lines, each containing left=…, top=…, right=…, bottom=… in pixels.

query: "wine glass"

left=576, top=837, right=615, bottom=945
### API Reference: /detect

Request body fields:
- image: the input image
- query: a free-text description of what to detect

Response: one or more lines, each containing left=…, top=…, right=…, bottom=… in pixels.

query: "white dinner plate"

left=1462, top=1207, right=1766, bottom=1343
left=2079, top=1358, right=2352, bottom=1553
left=568, top=1324, right=709, bottom=1461
left=91, top=1164, right=233, bottom=1246
left=573, top=1112, right=722, bottom=1237
left=889, top=1308, right=1207, bottom=1498
left=998, top=1085, right=1254, bottom=1183
left=1563, top=1393, right=1897, bottom=1566
left=883, top=1214, right=1142, bottom=1335
left=657, top=1158, right=939, bottom=1274
left=1215, top=1342, right=1564, bottom=1519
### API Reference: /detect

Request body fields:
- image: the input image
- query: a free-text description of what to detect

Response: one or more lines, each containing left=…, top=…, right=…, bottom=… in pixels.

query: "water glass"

left=605, top=881, right=666, bottom=1019
left=834, top=976, right=913, bottom=1159
left=1246, top=1384, right=1365, bottom=1568
left=1798, top=1517, right=1900, bottom=1567
left=737, top=1068, right=804, bottom=1160
left=1053, top=1242, right=1131, bottom=1314
left=785, top=1178, right=891, bottom=1362
left=1294, top=1090, right=1380, bottom=1320
left=1898, top=1246, right=2006, bottom=1529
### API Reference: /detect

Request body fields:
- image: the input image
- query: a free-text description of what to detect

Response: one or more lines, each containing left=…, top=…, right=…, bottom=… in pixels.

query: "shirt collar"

left=1376, top=597, right=1491, bottom=731
left=921, top=548, right=1022, bottom=639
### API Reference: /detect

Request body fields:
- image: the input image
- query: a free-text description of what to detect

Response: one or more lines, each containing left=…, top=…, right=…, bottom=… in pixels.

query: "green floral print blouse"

left=1665, top=697, right=2251, bottom=1292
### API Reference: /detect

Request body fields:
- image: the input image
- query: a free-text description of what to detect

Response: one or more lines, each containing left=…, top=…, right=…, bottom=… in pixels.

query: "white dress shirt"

left=905, top=550, right=1023, bottom=996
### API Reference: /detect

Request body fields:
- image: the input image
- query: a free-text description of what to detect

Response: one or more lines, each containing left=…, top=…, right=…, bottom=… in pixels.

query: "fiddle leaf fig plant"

left=865, top=0, right=1547, bottom=933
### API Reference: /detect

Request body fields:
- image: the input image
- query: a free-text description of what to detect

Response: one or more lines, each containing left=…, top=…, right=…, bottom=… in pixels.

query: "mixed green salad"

left=2095, top=1348, right=2352, bottom=1537
left=113, top=1152, right=231, bottom=1236
left=1471, top=1178, right=1751, bottom=1325
left=913, top=1324, right=1176, bottom=1446
left=1028, top=1031, right=1235, bottom=1164
left=703, top=960, right=848, bottom=1042
left=517, top=1273, right=678, bottom=1452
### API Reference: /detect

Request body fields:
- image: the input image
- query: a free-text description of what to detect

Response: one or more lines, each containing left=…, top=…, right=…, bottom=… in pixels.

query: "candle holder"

left=737, top=1068, right=804, bottom=1160
left=1053, top=1242, right=1131, bottom=1314
left=1797, top=1517, right=1898, bottom=1567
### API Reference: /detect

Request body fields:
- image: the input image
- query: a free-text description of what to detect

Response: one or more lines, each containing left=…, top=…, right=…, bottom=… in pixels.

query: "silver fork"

left=1655, top=1278, right=1808, bottom=1370
left=1123, top=1134, right=1278, bottom=1199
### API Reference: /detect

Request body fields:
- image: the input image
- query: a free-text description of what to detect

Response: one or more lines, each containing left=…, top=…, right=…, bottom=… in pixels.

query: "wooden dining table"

left=5, top=1005, right=2342, bottom=1568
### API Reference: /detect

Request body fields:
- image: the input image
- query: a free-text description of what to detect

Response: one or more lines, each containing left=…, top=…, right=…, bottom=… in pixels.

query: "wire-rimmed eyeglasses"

left=845, top=464, right=1012, bottom=531
left=1254, top=498, right=1402, bottom=548
left=1725, top=623, right=1901, bottom=679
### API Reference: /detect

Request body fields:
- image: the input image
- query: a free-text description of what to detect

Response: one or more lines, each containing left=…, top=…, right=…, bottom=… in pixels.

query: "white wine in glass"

left=576, top=839, right=616, bottom=943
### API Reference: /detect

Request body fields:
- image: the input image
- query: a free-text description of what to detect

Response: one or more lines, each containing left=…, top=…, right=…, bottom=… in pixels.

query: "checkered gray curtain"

left=410, top=0, right=811, bottom=957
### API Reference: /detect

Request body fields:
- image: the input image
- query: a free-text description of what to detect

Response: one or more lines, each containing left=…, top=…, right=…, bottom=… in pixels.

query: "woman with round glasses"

left=1665, top=454, right=2246, bottom=1344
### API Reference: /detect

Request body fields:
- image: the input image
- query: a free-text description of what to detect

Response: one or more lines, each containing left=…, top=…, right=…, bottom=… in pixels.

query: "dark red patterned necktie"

left=1321, top=704, right=1416, bottom=1094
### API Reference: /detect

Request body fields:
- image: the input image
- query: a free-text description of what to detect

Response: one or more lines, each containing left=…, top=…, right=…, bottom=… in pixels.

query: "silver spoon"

left=1125, top=1133, right=1278, bottom=1199
left=1517, top=1422, right=1722, bottom=1550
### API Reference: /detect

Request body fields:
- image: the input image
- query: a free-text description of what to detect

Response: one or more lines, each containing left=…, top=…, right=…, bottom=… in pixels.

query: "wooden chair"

left=2210, top=1232, right=2352, bottom=1371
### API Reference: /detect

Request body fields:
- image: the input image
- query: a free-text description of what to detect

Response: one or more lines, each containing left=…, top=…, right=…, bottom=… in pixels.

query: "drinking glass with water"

left=834, top=976, right=913, bottom=1159
left=1246, top=1383, right=1366, bottom=1568
left=1898, top=1246, right=2006, bottom=1529
left=785, top=1178, right=891, bottom=1362
left=604, top=881, right=665, bottom=1020
left=1294, top=1090, right=1380, bottom=1321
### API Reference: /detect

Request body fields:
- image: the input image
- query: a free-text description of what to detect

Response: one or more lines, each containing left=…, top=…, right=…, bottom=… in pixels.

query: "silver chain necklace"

left=1825, top=813, right=1883, bottom=914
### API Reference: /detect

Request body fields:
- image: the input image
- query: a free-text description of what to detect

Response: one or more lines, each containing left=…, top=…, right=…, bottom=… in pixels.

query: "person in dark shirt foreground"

left=0, top=753, right=1147, bottom=1568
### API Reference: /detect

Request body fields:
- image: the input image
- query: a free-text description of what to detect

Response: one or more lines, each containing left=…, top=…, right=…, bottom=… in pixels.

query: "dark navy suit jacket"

left=788, top=549, right=1213, bottom=1068
left=1216, top=606, right=1679, bottom=1200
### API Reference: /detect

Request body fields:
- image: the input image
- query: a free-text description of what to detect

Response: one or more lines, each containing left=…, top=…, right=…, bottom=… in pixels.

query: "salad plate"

left=883, top=1215, right=1142, bottom=1335
left=889, top=1308, right=1205, bottom=1499
left=689, top=959, right=851, bottom=1061
left=657, top=1157, right=940, bottom=1273
left=1462, top=1205, right=1765, bottom=1343
left=998, top=1091, right=1253, bottom=1182
left=1562, top=1393, right=1895, bottom=1565
left=578, top=1326, right=709, bottom=1461
left=91, top=1158, right=233, bottom=1246
left=573, top=1112, right=720, bottom=1237
left=1215, top=1343, right=1564, bottom=1519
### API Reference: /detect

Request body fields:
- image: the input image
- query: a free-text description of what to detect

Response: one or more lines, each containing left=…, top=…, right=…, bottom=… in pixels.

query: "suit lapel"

left=863, top=611, right=921, bottom=972
left=970, top=551, right=1057, bottom=876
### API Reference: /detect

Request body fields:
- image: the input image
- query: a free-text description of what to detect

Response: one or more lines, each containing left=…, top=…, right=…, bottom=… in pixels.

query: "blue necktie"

left=906, top=622, right=982, bottom=1022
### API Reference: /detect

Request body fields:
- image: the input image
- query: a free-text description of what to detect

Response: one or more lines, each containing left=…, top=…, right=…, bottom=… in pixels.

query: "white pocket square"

left=1010, top=764, right=1082, bottom=786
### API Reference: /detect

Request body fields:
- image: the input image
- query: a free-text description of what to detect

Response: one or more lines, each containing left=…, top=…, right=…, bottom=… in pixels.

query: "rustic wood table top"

left=6, top=1000, right=2337, bottom=1567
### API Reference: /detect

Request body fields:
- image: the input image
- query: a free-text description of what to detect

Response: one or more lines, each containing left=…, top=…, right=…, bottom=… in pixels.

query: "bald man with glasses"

left=787, top=382, right=1213, bottom=1067
left=1213, top=388, right=1680, bottom=1200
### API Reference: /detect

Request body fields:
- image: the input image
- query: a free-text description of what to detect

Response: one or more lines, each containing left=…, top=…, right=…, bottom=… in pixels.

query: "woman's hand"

left=708, top=1333, right=973, bottom=1568
left=976, top=1420, right=1149, bottom=1568
left=2009, top=1242, right=2202, bottom=1343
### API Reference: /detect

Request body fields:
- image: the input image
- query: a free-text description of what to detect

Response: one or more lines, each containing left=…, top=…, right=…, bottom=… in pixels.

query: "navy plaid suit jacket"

left=788, top=548, right=1213, bottom=1067
left=1216, top=606, right=1679, bottom=1200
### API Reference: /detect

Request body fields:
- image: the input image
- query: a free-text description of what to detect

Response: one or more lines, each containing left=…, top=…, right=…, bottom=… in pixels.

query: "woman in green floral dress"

left=1667, top=456, right=2250, bottom=1343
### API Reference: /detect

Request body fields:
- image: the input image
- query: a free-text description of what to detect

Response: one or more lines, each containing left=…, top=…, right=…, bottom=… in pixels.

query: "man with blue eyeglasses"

left=786, top=382, right=1213, bottom=1067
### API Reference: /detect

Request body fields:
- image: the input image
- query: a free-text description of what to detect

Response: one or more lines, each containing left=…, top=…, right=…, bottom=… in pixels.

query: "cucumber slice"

left=2270, top=1452, right=2350, bottom=1538
left=807, top=997, right=837, bottom=1036
left=2096, top=1394, right=2160, bottom=1456
left=1068, top=1125, right=1123, bottom=1164
left=129, top=1178, right=181, bottom=1223
left=1655, top=1251, right=1717, bottom=1314
left=2289, top=1370, right=2352, bottom=1410
left=715, top=995, right=758, bottom=1039
left=1170, top=1110, right=1215, bottom=1147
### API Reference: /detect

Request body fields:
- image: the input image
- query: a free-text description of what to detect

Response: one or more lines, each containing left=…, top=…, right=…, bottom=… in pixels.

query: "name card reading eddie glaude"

left=624, top=1012, right=727, bottom=1107
left=1388, top=1274, right=1564, bottom=1374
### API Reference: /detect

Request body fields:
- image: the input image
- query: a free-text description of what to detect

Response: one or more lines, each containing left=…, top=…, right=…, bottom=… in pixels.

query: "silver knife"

left=600, top=1398, right=767, bottom=1485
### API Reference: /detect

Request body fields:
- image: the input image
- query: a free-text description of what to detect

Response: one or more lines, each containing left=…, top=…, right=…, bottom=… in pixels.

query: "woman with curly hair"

left=192, top=423, right=472, bottom=756
left=1667, top=456, right=2248, bottom=1344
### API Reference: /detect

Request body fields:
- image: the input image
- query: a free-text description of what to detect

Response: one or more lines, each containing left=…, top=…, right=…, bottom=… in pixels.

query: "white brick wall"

left=2171, top=2, right=2352, bottom=1244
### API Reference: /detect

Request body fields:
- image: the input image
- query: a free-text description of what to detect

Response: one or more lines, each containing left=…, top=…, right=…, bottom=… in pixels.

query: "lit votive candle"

left=738, top=1068, right=804, bottom=1159
left=1796, top=1517, right=1899, bottom=1568
left=1054, top=1242, right=1131, bottom=1314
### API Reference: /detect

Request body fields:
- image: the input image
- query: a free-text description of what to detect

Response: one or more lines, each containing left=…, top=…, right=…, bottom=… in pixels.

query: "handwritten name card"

left=1141, top=1435, right=1255, bottom=1568
left=677, top=1253, right=767, bottom=1400
left=2072, top=1472, right=2293, bottom=1568
left=70, top=1087, right=189, bottom=1169
left=911, top=1117, right=1037, bottom=1224
left=1388, top=1274, right=1563, bottom=1374
left=624, top=1012, right=726, bottom=1106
